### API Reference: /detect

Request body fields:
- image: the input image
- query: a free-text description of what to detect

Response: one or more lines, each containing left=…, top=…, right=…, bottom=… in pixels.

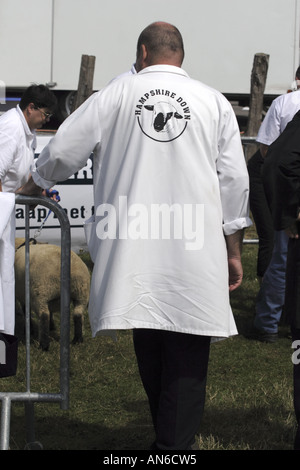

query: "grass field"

left=0, top=233, right=297, bottom=451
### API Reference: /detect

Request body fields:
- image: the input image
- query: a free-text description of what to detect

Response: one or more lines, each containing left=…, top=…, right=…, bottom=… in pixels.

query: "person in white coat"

left=18, top=22, right=251, bottom=450
left=0, top=84, right=57, bottom=193
left=0, top=85, right=57, bottom=337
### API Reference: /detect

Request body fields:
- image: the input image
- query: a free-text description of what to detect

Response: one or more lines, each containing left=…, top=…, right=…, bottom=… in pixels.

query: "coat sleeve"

left=261, top=112, right=300, bottom=230
left=216, top=100, right=252, bottom=235
left=256, top=98, right=281, bottom=146
left=32, top=93, right=101, bottom=188
left=0, top=132, right=17, bottom=181
left=273, top=148, right=300, bottom=230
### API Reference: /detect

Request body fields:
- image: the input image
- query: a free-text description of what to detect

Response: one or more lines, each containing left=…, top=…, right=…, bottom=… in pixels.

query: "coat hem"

left=92, top=323, right=238, bottom=341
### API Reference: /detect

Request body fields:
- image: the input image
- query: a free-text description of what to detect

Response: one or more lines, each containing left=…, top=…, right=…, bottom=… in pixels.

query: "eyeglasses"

left=35, top=107, right=53, bottom=119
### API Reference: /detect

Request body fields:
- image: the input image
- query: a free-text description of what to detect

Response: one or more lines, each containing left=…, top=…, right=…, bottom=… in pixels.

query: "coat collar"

left=138, top=64, right=189, bottom=78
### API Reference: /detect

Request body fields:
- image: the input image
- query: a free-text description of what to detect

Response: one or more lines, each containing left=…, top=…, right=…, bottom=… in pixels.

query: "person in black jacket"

left=262, top=110, right=300, bottom=450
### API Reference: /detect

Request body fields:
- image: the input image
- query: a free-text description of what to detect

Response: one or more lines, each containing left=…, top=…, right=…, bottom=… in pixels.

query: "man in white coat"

left=18, top=22, right=251, bottom=450
left=0, top=85, right=57, bottom=337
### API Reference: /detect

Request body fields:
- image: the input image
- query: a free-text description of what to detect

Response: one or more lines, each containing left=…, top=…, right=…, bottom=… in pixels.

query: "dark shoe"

left=247, top=327, right=278, bottom=343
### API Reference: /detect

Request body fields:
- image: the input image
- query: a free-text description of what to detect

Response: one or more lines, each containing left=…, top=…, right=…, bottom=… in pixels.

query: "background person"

left=247, top=148, right=274, bottom=281
left=261, top=109, right=300, bottom=449
left=0, top=84, right=57, bottom=337
left=249, top=67, right=300, bottom=343
left=0, top=84, right=57, bottom=193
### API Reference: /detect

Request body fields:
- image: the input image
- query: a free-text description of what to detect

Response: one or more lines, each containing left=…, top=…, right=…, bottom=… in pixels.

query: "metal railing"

left=241, top=136, right=259, bottom=245
left=0, top=195, right=71, bottom=450
left=241, top=135, right=258, bottom=161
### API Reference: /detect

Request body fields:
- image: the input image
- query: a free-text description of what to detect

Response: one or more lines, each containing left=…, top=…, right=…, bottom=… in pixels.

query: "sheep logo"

left=0, top=340, right=6, bottom=364
left=135, top=93, right=190, bottom=142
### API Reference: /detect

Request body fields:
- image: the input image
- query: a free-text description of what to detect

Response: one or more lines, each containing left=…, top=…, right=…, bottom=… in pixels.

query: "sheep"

left=14, top=238, right=91, bottom=351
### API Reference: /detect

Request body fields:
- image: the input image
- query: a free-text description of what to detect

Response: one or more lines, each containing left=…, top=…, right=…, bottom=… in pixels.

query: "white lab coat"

left=0, top=192, right=15, bottom=335
left=0, top=106, right=35, bottom=336
left=32, top=65, right=251, bottom=340
left=256, top=89, right=300, bottom=146
left=0, top=105, right=36, bottom=192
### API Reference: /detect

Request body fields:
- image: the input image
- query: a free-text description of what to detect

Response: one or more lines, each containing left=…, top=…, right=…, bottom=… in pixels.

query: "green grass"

left=0, top=234, right=297, bottom=450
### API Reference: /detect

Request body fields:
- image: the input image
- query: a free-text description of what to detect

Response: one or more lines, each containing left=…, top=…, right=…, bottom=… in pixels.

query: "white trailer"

left=2, top=0, right=300, bottom=248
left=1, top=0, right=300, bottom=114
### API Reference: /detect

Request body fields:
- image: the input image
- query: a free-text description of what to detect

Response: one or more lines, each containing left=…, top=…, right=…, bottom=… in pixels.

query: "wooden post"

left=245, top=53, right=269, bottom=160
left=71, top=54, right=96, bottom=112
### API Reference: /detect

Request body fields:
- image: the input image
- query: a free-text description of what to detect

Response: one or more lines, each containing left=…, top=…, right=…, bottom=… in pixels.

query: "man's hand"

left=44, top=189, right=60, bottom=202
left=225, top=229, right=244, bottom=292
left=285, top=212, right=300, bottom=239
left=285, top=222, right=299, bottom=239
left=260, top=143, right=269, bottom=158
left=17, top=175, right=43, bottom=197
left=228, top=256, right=243, bottom=292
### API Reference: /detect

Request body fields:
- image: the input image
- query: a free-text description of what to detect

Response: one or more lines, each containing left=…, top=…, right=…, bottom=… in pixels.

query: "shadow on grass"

left=7, top=399, right=296, bottom=451
left=199, top=405, right=296, bottom=450
left=230, top=286, right=257, bottom=337
left=8, top=400, right=154, bottom=450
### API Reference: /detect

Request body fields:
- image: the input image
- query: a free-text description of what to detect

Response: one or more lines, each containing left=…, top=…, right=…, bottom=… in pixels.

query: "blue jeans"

left=254, top=230, right=289, bottom=333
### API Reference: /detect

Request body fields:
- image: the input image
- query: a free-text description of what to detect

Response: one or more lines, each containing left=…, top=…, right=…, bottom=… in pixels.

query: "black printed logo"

left=135, top=90, right=191, bottom=142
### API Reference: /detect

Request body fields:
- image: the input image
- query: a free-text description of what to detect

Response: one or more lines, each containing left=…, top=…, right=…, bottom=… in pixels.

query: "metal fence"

left=0, top=195, right=71, bottom=450
left=241, top=136, right=258, bottom=161
left=241, top=136, right=259, bottom=245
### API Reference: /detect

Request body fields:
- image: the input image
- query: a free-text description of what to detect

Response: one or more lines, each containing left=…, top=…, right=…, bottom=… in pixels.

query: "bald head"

left=135, top=22, right=184, bottom=72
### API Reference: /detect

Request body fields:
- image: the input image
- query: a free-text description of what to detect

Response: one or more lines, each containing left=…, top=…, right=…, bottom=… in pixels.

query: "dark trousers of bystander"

left=133, top=329, right=211, bottom=450
left=247, top=149, right=274, bottom=278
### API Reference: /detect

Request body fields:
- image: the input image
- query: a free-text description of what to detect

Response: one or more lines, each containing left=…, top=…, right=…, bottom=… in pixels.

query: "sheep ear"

left=174, top=112, right=183, bottom=119
left=145, top=105, right=154, bottom=111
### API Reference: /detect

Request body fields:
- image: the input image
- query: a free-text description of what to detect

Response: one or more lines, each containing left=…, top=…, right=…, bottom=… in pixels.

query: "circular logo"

left=137, top=100, right=188, bottom=142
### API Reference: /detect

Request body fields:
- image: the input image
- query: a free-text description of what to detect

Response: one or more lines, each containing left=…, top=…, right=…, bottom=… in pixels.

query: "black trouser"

left=247, top=150, right=274, bottom=278
left=133, top=329, right=211, bottom=450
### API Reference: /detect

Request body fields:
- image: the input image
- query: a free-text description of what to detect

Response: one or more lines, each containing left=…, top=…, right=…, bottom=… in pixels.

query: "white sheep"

left=14, top=238, right=91, bottom=351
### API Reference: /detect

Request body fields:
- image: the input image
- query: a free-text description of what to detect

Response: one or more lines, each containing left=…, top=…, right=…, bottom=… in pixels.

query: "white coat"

left=256, top=89, right=300, bottom=146
left=0, top=105, right=35, bottom=335
left=0, top=192, right=15, bottom=335
left=0, top=105, right=36, bottom=192
left=32, top=65, right=251, bottom=340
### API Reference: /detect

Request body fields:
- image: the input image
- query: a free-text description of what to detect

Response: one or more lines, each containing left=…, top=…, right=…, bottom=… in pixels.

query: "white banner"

left=15, top=133, right=94, bottom=252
